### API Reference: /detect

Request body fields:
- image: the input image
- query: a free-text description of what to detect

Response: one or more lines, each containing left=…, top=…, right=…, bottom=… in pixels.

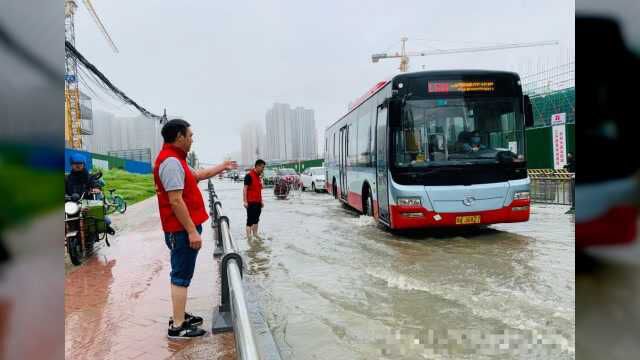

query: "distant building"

left=81, top=108, right=165, bottom=163
left=240, top=121, right=266, bottom=167
left=264, top=103, right=317, bottom=162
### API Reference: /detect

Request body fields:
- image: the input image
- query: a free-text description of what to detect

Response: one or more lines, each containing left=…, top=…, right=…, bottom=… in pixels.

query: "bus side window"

left=333, top=132, right=336, bottom=163
left=325, top=138, right=328, bottom=161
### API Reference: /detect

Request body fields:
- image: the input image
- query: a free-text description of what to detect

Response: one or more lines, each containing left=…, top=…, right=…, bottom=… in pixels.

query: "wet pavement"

left=64, top=194, right=235, bottom=360
left=213, top=180, right=575, bottom=359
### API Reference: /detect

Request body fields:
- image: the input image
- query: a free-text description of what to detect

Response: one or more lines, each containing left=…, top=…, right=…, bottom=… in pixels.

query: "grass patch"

left=100, top=168, right=155, bottom=205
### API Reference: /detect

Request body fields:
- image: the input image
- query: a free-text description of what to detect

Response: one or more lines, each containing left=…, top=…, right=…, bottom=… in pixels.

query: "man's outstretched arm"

left=194, top=160, right=237, bottom=181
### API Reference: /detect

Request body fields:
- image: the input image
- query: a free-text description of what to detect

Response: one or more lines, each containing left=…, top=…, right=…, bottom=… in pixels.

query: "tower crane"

left=65, top=0, right=118, bottom=149
left=372, top=37, right=559, bottom=72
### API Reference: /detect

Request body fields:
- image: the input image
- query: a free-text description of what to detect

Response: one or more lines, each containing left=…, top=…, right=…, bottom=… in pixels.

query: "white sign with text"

left=552, top=124, right=567, bottom=169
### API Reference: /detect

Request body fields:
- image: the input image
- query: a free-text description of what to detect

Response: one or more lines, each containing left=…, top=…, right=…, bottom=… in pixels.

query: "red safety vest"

left=153, top=143, right=209, bottom=232
left=246, top=169, right=263, bottom=204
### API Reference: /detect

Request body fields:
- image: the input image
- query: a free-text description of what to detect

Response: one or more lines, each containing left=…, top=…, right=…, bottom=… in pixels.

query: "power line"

left=77, top=66, right=132, bottom=112
left=65, top=40, right=162, bottom=120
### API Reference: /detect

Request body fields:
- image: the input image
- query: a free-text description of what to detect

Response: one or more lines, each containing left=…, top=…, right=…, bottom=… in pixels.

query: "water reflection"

left=65, top=258, right=116, bottom=358
left=246, top=235, right=272, bottom=278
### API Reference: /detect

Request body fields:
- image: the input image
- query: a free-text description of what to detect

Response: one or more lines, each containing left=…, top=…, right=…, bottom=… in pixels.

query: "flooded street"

left=214, top=180, right=575, bottom=359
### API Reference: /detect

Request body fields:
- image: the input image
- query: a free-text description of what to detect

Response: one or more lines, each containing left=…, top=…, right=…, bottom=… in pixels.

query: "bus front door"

left=339, top=126, right=348, bottom=200
left=376, top=106, right=390, bottom=222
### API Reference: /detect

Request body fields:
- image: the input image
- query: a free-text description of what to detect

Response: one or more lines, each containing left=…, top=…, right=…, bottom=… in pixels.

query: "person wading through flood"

left=154, top=119, right=237, bottom=339
left=243, top=159, right=265, bottom=240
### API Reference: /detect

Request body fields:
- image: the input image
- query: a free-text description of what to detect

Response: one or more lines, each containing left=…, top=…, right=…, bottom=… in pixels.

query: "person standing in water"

left=243, top=159, right=265, bottom=240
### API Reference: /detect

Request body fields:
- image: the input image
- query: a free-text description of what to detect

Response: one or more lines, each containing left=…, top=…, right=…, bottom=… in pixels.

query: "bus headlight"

left=398, top=197, right=422, bottom=206
left=513, top=191, right=530, bottom=201
left=65, top=202, right=80, bottom=216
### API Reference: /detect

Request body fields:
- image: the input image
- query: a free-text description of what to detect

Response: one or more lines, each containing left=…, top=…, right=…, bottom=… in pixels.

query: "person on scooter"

left=65, top=153, right=116, bottom=235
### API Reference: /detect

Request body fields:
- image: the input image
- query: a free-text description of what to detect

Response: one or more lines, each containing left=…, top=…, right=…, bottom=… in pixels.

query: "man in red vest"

left=243, top=159, right=266, bottom=240
left=154, top=119, right=237, bottom=339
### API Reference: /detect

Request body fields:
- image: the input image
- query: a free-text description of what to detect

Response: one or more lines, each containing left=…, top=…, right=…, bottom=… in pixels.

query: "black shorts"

left=246, top=203, right=262, bottom=226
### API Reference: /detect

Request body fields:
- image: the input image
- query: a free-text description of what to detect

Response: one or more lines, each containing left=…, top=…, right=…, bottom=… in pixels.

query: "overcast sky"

left=75, top=0, right=574, bottom=164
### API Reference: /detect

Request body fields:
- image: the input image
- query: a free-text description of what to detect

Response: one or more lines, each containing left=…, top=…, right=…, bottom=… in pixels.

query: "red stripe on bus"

left=388, top=201, right=530, bottom=229
left=348, top=192, right=362, bottom=212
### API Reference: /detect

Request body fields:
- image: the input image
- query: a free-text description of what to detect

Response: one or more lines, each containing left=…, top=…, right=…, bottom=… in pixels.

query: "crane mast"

left=64, top=0, right=118, bottom=149
left=65, top=0, right=82, bottom=149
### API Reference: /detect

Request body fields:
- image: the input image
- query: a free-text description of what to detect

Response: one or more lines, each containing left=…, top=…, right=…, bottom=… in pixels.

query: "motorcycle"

left=64, top=171, right=111, bottom=266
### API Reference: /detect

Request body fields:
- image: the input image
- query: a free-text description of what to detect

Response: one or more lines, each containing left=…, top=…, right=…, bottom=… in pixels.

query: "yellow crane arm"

left=372, top=39, right=559, bottom=72
left=82, top=0, right=119, bottom=53
left=405, top=41, right=559, bottom=57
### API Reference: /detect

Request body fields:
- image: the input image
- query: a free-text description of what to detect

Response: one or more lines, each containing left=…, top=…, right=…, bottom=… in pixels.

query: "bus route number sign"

left=428, top=80, right=495, bottom=93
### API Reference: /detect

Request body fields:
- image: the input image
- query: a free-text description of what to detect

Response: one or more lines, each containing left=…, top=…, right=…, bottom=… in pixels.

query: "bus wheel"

left=362, top=186, right=373, bottom=216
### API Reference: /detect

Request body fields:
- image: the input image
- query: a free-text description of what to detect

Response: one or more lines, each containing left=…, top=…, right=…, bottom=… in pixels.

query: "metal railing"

left=528, top=169, right=575, bottom=206
left=207, top=179, right=261, bottom=360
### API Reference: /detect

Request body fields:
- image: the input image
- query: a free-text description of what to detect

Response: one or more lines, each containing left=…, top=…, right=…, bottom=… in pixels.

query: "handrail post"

left=208, top=179, right=225, bottom=257
left=208, top=179, right=262, bottom=360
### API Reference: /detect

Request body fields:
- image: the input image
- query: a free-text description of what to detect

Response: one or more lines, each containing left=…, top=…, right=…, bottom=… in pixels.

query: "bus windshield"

left=392, top=97, right=524, bottom=168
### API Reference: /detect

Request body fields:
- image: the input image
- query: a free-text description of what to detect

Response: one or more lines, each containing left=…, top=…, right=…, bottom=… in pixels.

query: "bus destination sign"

left=428, top=80, right=495, bottom=93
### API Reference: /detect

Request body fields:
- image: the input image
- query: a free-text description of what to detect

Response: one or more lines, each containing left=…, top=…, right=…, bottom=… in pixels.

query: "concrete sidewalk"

left=65, top=196, right=235, bottom=360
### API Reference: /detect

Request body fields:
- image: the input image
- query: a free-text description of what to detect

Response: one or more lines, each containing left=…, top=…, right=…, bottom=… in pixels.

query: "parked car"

left=263, top=169, right=276, bottom=187
left=301, top=167, right=326, bottom=192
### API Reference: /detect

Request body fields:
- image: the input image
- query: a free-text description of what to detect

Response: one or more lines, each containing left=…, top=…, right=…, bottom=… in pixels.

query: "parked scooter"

left=274, top=176, right=294, bottom=200
left=64, top=172, right=111, bottom=265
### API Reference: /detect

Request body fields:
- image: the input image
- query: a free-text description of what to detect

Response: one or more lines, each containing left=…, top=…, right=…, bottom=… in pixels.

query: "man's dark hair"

left=161, top=119, right=191, bottom=143
left=255, top=159, right=266, bottom=167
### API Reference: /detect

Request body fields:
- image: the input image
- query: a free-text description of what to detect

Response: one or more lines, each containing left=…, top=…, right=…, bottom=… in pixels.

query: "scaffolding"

left=521, top=62, right=575, bottom=127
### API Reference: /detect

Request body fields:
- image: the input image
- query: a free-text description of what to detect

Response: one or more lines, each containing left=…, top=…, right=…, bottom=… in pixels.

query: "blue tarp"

left=124, top=160, right=152, bottom=174
left=64, top=148, right=152, bottom=174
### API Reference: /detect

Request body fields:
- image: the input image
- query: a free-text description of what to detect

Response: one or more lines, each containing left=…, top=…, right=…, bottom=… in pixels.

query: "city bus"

left=324, top=70, right=534, bottom=229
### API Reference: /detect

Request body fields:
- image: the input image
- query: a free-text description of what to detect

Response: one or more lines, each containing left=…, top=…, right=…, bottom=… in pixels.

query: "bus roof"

left=326, top=70, right=520, bottom=131
left=392, top=69, right=520, bottom=80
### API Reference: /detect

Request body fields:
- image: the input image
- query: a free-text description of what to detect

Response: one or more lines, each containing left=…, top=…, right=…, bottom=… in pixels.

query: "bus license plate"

left=456, top=215, right=481, bottom=225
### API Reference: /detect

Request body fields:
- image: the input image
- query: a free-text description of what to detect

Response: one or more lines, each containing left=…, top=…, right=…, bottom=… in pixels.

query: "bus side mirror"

left=388, top=98, right=402, bottom=122
left=524, top=95, right=534, bottom=128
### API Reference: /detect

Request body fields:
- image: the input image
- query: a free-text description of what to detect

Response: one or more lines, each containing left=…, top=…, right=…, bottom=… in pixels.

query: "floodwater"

left=213, top=180, right=575, bottom=359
